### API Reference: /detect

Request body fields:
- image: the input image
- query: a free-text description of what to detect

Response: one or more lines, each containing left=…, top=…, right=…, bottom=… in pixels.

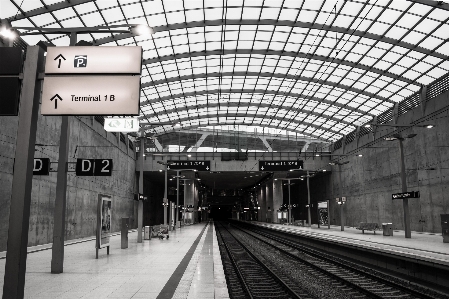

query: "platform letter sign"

left=33, top=158, right=50, bottom=175
left=76, top=159, right=113, bottom=176
left=94, top=159, right=113, bottom=176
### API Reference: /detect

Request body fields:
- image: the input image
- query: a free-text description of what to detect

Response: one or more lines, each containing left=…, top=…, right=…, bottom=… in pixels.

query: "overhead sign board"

left=41, top=76, right=140, bottom=115
left=76, top=159, right=113, bottom=176
left=104, top=117, right=139, bottom=132
left=45, top=46, right=142, bottom=74
left=168, top=160, right=210, bottom=171
left=259, top=160, right=304, bottom=171
left=392, top=191, right=420, bottom=200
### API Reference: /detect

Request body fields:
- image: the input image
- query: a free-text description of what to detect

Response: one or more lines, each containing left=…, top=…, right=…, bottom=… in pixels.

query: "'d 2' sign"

left=76, top=159, right=113, bottom=176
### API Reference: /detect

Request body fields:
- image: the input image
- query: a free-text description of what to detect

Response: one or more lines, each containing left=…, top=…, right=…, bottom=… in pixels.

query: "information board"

left=259, top=160, right=304, bottom=171
left=168, top=160, right=210, bottom=171
left=41, top=76, right=140, bottom=115
left=45, top=46, right=142, bottom=74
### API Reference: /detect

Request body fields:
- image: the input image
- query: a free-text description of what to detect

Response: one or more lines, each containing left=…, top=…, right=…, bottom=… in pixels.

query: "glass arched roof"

left=2, top=0, right=449, bottom=142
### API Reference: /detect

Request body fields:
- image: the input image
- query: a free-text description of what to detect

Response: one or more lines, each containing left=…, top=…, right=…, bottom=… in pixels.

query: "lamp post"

left=385, top=133, right=417, bottom=238
left=329, top=161, right=349, bottom=231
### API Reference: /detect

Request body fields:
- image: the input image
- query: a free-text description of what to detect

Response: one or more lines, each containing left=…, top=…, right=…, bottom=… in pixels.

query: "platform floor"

left=250, top=221, right=449, bottom=266
left=0, top=222, right=229, bottom=299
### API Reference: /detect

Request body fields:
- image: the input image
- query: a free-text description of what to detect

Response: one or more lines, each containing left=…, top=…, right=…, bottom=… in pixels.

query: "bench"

left=356, top=222, right=380, bottom=234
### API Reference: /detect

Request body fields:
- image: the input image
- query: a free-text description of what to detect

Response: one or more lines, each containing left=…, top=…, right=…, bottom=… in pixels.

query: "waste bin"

left=382, top=223, right=393, bottom=236
left=121, top=217, right=129, bottom=249
left=144, top=226, right=150, bottom=240
left=441, top=214, right=449, bottom=243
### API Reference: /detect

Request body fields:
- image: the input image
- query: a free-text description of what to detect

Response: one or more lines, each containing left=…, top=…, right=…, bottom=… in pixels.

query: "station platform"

left=248, top=221, right=449, bottom=267
left=0, top=222, right=229, bottom=299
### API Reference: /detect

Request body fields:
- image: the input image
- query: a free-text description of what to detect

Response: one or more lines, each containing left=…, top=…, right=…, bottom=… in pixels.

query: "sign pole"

left=51, top=33, right=77, bottom=274
left=176, top=170, right=180, bottom=228
left=2, top=46, right=45, bottom=299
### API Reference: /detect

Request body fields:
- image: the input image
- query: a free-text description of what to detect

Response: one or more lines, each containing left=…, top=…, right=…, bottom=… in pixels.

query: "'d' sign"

left=76, top=159, right=113, bottom=176
left=33, top=158, right=50, bottom=175
left=76, top=159, right=95, bottom=176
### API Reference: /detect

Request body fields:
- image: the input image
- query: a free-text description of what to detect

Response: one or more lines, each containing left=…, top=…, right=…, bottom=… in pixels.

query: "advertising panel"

left=97, top=195, right=112, bottom=249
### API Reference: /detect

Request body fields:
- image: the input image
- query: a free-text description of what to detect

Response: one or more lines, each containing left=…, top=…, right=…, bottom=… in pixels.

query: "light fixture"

left=425, top=124, right=434, bottom=129
left=130, top=24, right=154, bottom=36
left=364, top=124, right=371, bottom=128
left=315, top=154, right=320, bottom=157
left=323, top=169, right=327, bottom=172
left=358, top=154, right=363, bottom=157
left=0, top=27, right=16, bottom=39
left=187, top=154, right=192, bottom=157
left=159, top=169, right=162, bottom=172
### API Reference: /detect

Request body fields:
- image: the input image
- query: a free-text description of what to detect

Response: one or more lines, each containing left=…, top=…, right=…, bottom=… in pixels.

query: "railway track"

left=216, top=222, right=311, bottom=299
left=216, top=221, right=447, bottom=299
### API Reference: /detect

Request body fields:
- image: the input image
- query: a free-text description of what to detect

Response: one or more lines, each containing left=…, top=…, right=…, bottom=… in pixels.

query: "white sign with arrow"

left=45, top=46, right=142, bottom=74
left=41, top=76, right=140, bottom=115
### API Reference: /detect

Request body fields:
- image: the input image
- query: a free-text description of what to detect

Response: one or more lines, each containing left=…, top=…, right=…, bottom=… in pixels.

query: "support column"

left=260, top=185, right=267, bottom=222
left=137, top=138, right=144, bottom=243
left=266, top=181, right=273, bottom=223
left=184, top=180, right=194, bottom=224
left=3, top=45, right=45, bottom=299
left=273, top=179, right=283, bottom=223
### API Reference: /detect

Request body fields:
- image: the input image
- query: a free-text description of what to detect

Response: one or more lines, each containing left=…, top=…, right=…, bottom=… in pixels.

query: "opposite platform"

left=249, top=221, right=449, bottom=266
left=0, top=221, right=229, bottom=299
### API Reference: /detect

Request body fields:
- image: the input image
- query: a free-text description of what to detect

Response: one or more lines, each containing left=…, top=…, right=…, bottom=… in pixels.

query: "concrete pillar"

left=266, top=180, right=274, bottom=223
left=184, top=180, right=194, bottom=224
left=260, top=184, right=267, bottom=222
left=273, top=179, right=283, bottom=223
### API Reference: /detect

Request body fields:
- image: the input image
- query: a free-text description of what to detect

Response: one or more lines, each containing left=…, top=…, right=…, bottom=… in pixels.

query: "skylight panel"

left=51, top=35, right=71, bottom=46
left=205, top=8, right=223, bottom=20
left=29, top=13, right=56, bottom=27
left=166, top=10, right=186, bottom=24
left=99, top=7, right=124, bottom=23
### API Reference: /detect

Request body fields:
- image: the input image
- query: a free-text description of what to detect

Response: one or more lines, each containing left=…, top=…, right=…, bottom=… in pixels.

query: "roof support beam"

left=407, top=0, right=449, bottom=11
left=140, top=88, right=375, bottom=117
left=141, top=112, right=346, bottom=138
left=142, top=72, right=392, bottom=104
left=140, top=101, right=356, bottom=127
left=95, top=19, right=448, bottom=61
left=190, top=133, right=209, bottom=152
left=259, top=137, right=273, bottom=152
left=7, top=0, right=94, bottom=21
left=143, top=50, right=416, bottom=85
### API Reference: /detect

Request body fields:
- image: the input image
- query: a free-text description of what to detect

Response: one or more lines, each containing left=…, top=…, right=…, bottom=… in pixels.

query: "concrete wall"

left=0, top=114, right=137, bottom=251
left=329, top=90, right=449, bottom=233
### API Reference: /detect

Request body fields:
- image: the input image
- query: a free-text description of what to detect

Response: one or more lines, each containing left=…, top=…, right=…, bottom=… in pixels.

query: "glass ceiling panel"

left=5, top=0, right=449, bottom=142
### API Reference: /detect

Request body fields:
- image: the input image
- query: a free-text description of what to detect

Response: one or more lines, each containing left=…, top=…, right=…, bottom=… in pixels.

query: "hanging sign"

left=41, top=76, right=140, bottom=115
left=45, top=46, right=142, bottom=74
left=168, top=160, right=210, bottom=171
left=259, top=160, right=304, bottom=171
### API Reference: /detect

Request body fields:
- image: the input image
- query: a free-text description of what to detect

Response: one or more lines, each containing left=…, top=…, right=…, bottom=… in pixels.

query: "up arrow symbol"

left=54, top=54, right=66, bottom=68
left=50, top=94, right=63, bottom=109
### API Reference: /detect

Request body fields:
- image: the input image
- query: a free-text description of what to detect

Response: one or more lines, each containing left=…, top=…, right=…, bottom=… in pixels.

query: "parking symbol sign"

left=74, top=55, right=87, bottom=67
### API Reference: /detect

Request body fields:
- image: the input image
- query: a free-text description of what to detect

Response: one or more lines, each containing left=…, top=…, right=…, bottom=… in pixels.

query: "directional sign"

left=76, top=159, right=113, bottom=176
left=259, top=160, right=304, bottom=171
left=168, top=160, right=210, bottom=171
left=104, top=117, right=139, bottom=132
left=45, top=46, right=142, bottom=74
left=392, top=191, right=420, bottom=200
left=41, top=76, right=140, bottom=115
left=33, top=158, right=50, bottom=175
